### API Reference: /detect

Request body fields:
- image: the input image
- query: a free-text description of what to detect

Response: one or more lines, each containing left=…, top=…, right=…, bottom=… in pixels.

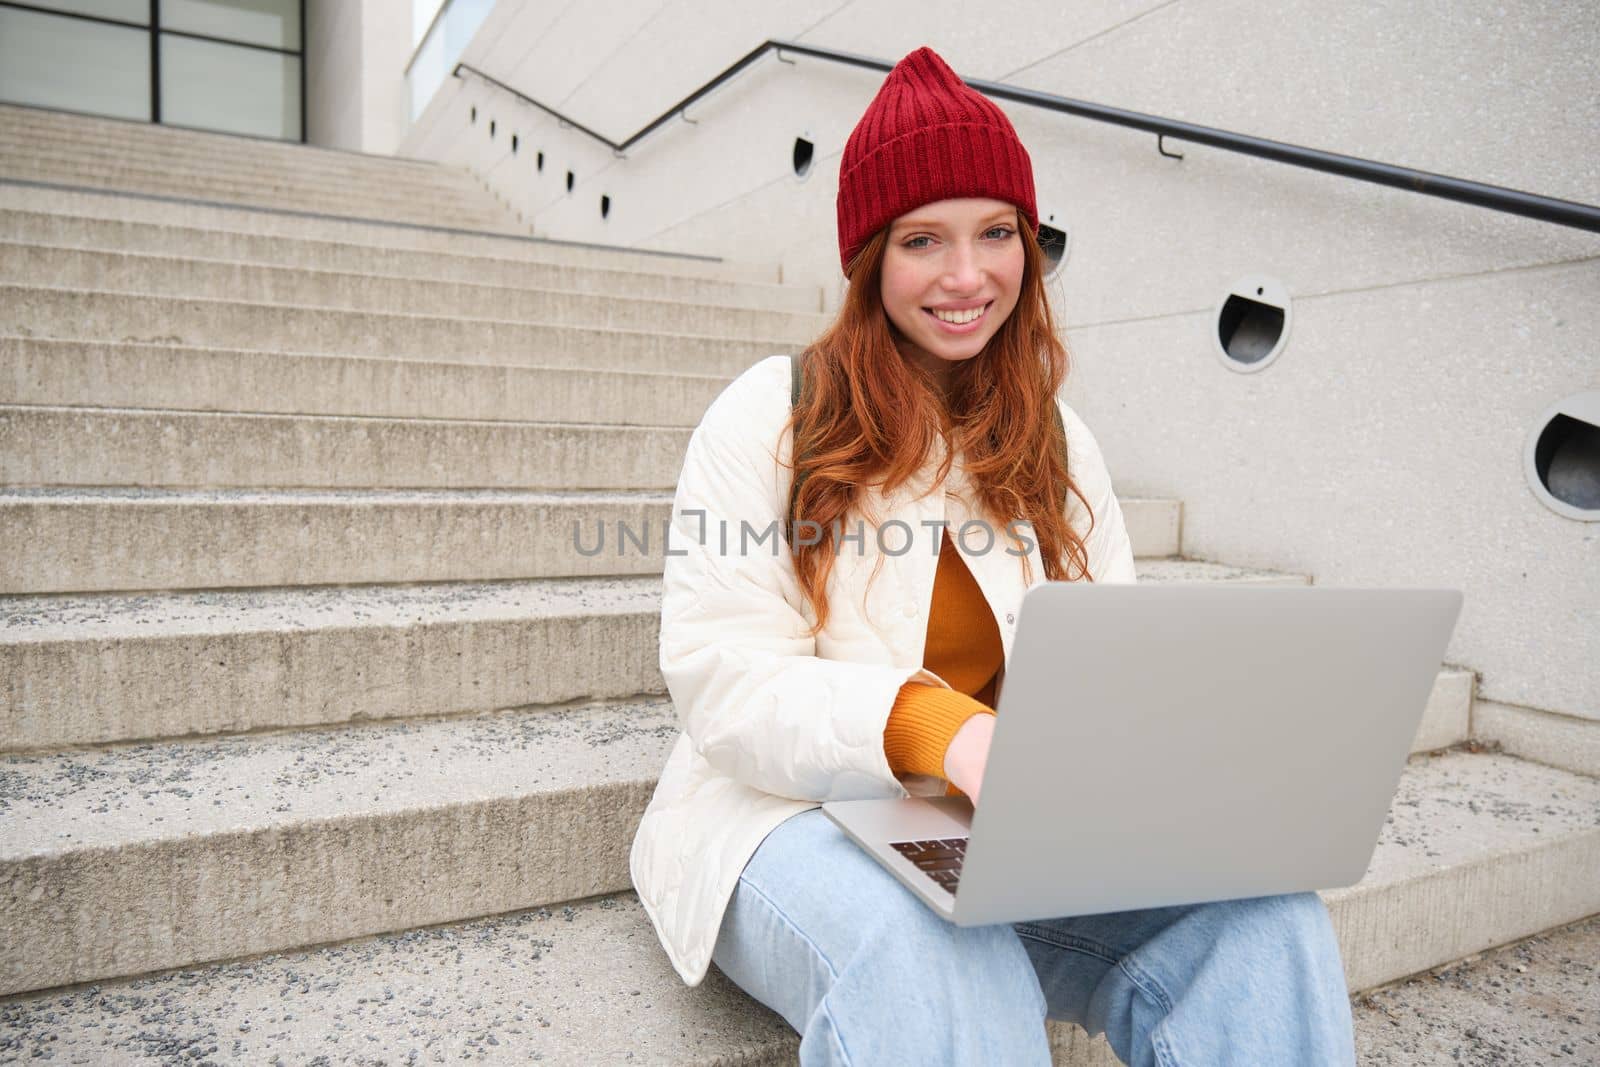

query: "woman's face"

left=879, top=197, right=1025, bottom=380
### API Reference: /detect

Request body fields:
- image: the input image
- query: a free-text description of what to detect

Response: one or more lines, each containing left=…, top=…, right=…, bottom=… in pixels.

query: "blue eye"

left=985, top=225, right=1015, bottom=240
left=904, top=236, right=932, bottom=249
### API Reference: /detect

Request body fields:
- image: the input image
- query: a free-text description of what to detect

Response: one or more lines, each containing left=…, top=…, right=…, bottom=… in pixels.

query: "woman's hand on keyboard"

left=942, top=711, right=995, bottom=806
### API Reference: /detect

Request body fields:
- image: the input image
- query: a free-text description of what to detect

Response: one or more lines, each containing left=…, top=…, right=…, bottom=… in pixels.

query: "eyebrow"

left=892, top=210, right=1017, bottom=233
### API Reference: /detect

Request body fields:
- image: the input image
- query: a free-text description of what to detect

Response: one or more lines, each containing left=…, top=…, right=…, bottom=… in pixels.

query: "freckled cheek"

left=881, top=274, right=934, bottom=327
left=994, top=259, right=1025, bottom=312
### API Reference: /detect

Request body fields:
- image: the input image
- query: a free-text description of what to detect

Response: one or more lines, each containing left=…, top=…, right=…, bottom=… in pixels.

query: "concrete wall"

left=306, top=0, right=410, bottom=154
left=399, top=1, right=1600, bottom=721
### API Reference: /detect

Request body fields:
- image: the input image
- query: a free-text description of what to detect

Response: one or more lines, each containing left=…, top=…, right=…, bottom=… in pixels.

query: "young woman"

left=630, top=46, right=1357, bottom=1066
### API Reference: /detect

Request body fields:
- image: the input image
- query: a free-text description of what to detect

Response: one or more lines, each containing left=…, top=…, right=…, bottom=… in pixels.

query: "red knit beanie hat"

left=836, top=46, right=1039, bottom=276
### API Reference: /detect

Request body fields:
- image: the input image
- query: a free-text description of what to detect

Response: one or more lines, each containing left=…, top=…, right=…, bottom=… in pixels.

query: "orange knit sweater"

left=883, top=530, right=1003, bottom=785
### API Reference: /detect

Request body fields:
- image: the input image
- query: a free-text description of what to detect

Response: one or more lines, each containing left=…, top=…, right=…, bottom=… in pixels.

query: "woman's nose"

left=942, top=243, right=983, bottom=291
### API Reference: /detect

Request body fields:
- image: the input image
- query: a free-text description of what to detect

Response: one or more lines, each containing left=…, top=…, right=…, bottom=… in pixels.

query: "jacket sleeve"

left=658, top=360, right=947, bottom=803
left=1059, top=400, right=1138, bottom=585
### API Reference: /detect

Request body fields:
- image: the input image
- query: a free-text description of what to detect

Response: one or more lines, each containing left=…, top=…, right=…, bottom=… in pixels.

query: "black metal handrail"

left=454, top=40, right=1600, bottom=234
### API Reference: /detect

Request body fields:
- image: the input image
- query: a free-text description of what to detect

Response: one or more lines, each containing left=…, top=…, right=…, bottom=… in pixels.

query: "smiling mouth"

left=924, top=301, right=992, bottom=329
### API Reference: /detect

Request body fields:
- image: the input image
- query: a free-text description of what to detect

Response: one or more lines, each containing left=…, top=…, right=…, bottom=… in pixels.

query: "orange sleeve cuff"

left=885, top=682, right=996, bottom=780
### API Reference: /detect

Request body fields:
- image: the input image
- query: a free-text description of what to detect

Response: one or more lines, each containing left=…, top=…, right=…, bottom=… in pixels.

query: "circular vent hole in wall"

left=566, top=170, right=574, bottom=192
left=1214, top=277, right=1292, bottom=372
left=600, top=194, right=611, bottom=219
left=1525, top=391, right=1600, bottom=521
left=793, top=136, right=814, bottom=178
left=1037, top=216, right=1067, bottom=278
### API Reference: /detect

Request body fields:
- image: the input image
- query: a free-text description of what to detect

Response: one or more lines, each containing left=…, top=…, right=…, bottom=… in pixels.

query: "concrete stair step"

left=0, top=561, right=1466, bottom=750
left=0, top=157, right=514, bottom=229
left=0, top=698, right=678, bottom=997
left=0, top=285, right=785, bottom=374
left=0, top=183, right=776, bottom=283
left=1, top=144, right=497, bottom=209
left=0, top=211, right=821, bottom=311
left=1, top=742, right=1591, bottom=1024
left=0, top=576, right=665, bottom=750
left=4, top=135, right=492, bottom=193
left=0, top=244, right=831, bottom=337
left=8, top=899, right=1592, bottom=1067
left=0, top=404, right=693, bottom=490
left=0, top=104, right=477, bottom=186
left=1, top=488, right=676, bottom=591
left=0, top=889, right=808, bottom=1066
left=0, top=337, right=732, bottom=424
left=0, top=490, right=1182, bottom=594
left=1350, top=913, right=1600, bottom=1065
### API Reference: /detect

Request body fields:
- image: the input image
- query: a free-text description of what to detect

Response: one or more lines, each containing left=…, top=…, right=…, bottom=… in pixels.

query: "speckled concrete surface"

left=1474, top=700, right=1600, bottom=780
left=0, top=573, right=663, bottom=640
left=0, top=109, right=495, bottom=185
left=0, top=112, right=518, bottom=234
left=1, top=890, right=1590, bottom=1066
left=0, top=147, right=489, bottom=204
left=0, top=337, right=732, bottom=425
left=0, top=184, right=779, bottom=284
left=0, top=698, right=677, bottom=854
left=0, top=211, right=817, bottom=312
left=0, top=893, right=800, bottom=1066
left=1412, top=670, right=1473, bottom=755
left=5, top=741, right=1595, bottom=1005
left=0, top=169, right=511, bottom=235
left=1119, top=499, right=1180, bottom=559
left=0, top=487, right=678, bottom=591
left=0, top=405, right=693, bottom=490
left=0, top=285, right=788, bottom=376
left=0, top=244, right=829, bottom=341
left=1126, top=558, right=1308, bottom=585
left=1324, top=750, right=1600, bottom=992
left=0, top=575, right=665, bottom=747
left=0, top=560, right=1312, bottom=749
left=0, top=698, right=680, bottom=994
left=0, top=490, right=1185, bottom=594
left=1353, top=913, right=1600, bottom=1066
left=0, top=161, right=510, bottom=229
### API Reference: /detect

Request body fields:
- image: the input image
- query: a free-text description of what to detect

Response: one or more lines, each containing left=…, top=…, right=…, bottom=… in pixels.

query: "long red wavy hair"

left=782, top=209, right=1096, bottom=636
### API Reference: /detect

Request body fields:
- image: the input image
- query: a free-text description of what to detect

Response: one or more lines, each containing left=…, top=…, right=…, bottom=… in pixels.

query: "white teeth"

left=931, top=304, right=985, bottom=324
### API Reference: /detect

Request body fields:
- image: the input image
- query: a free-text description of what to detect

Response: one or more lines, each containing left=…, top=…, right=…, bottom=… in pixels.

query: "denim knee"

left=834, top=901, right=1050, bottom=1066
left=1245, top=892, right=1341, bottom=959
left=855, top=892, right=1047, bottom=1012
left=714, top=811, right=1053, bottom=1065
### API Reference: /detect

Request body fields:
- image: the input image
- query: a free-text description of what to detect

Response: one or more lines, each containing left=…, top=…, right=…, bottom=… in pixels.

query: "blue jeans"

left=710, top=809, right=1356, bottom=1066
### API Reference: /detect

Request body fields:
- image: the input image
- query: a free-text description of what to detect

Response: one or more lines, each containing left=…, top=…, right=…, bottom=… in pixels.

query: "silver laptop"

left=823, top=583, right=1463, bottom=926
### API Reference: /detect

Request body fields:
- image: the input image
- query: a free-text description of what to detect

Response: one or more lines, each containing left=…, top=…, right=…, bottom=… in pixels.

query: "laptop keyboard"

left=891, top=837, right=968, bottom=895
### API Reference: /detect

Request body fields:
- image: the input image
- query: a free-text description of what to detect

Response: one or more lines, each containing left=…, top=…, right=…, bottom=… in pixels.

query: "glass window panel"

left=406, top=0, right=492, bottom=124
left=412, top=0, right=445, bottom=48
left=407, top=23, right=446, bottom=123
left=441, top=0, right=491, bottom=56
left=161, top=0, right=300, bottom=51
left=0, top=7, right=151, bottom=121
left=21, top=0, right=150, bottom=25
left=159, top=34, right=300, bottom=140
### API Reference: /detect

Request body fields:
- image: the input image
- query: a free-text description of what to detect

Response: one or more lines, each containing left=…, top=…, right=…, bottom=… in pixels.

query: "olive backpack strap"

left=1050, top=398, right=1069, bottom=517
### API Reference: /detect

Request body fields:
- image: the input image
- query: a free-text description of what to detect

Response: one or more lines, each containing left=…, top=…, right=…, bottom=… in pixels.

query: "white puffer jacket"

left=629, top=355, right=1137, bottom=985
